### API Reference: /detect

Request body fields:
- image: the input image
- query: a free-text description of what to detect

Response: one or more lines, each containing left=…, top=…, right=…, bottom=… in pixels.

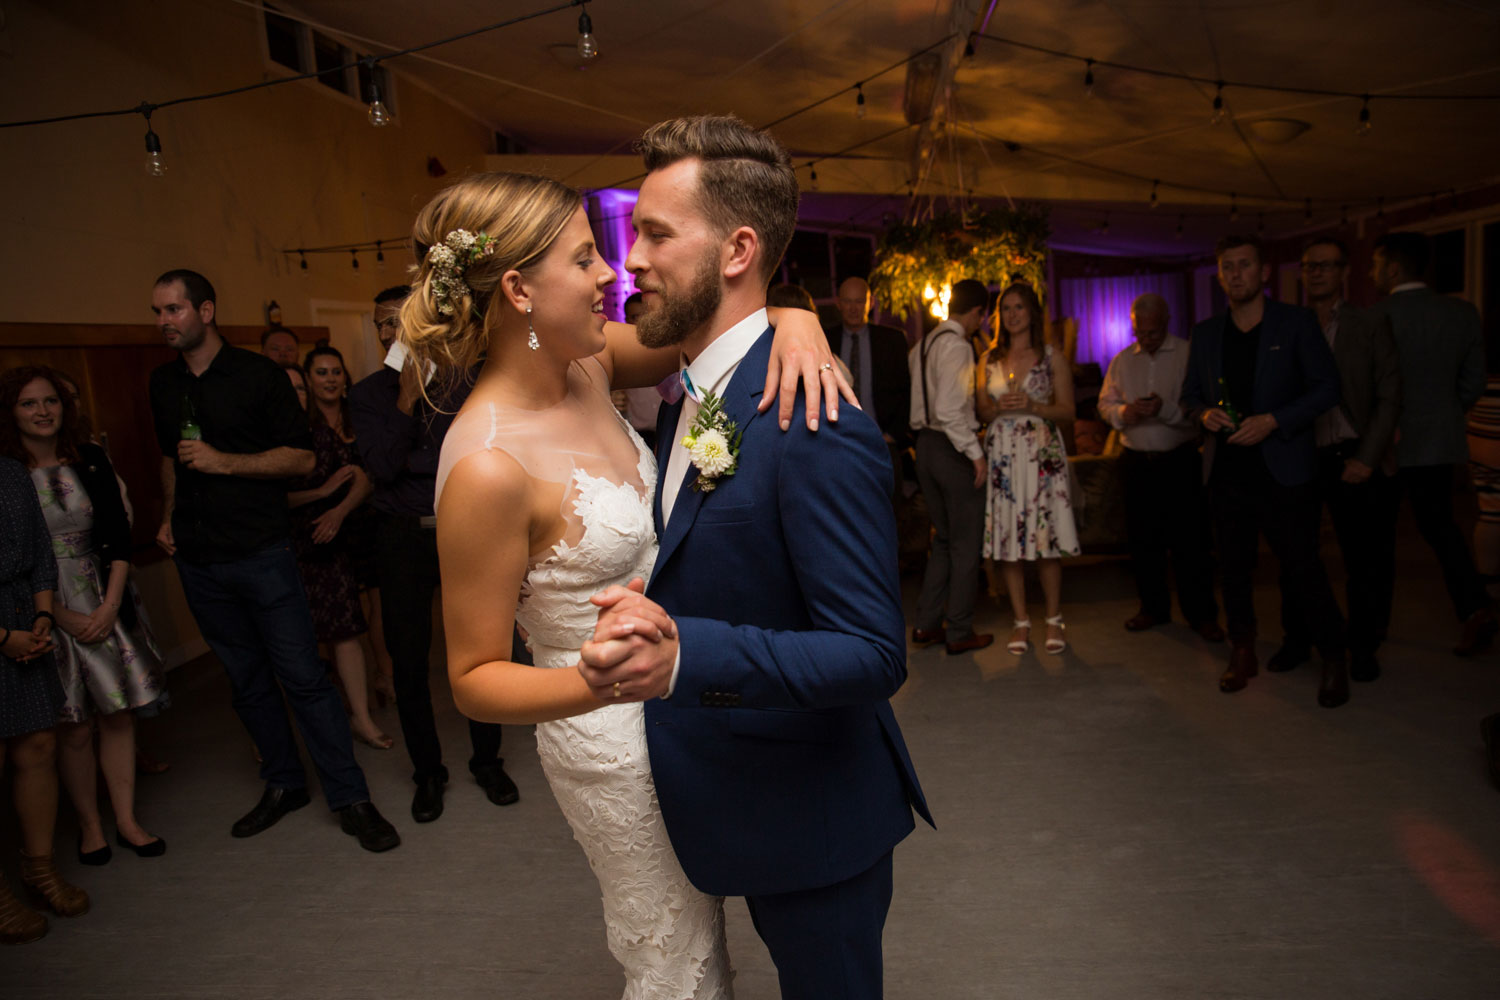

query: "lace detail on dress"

left=437, top=358, right=731, bottom=1000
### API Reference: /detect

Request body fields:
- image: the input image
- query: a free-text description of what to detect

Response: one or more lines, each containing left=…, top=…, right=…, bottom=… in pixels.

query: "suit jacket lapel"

left=653, top=326, right=772, bottom=574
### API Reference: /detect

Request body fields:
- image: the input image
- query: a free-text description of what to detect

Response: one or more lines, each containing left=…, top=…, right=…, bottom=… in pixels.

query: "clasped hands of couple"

left=1200, top=406, right=1372, bottom=483
left=578, top=578, right=677, bottom=703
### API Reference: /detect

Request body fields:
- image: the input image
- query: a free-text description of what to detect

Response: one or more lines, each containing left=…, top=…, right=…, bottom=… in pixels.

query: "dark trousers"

left=1398, top=464, right=1490, bottom=622
left=913, top=430, right=985, bottom=639
left=175, top=544, right=369, bottom=810
left=745, top=850, right=894, bottom=1000
left=375, top=511, right=505, bottom=785
left=1281, top=444, right=1399, bottom=655
left=1210, top=458, right=1345, bottom=653
left=1122, top=444, right=1219, bottom=625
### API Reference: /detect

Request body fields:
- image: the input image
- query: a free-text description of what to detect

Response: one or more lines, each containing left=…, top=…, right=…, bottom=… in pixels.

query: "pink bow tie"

left=656, top=369, right=700, bottom=404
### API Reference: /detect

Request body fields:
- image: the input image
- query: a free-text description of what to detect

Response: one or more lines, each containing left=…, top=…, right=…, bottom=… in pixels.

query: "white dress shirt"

left=662, top=308, right=767, bottom=526
left=1097, top=335, right=1198, bottom=452
left=907, top=320, right=981, bottom=460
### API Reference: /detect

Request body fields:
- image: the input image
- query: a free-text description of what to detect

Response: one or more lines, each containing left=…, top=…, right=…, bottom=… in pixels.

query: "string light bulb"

left=299, top=251, right=309, bottom=277
left=1211, top=82, right=1226, bottom=125
left=1229, top=192, right=1239, bottom=222
left=855, top=83, right=866, bottom=119
left=808, top=165, right=819, bottom=191
left=1175, top=214, right=1184, bottom=239
left=1083, top=59, right=1095, bottom=97
left=1356, top=95, right=1371, bottom=136
left=351, top=249, right=360, bottom=271
left=1149, top=179, right=1159, bottom=210
left=141, top=108, right=165, bottom=177
left=375, top=240, right=386, bottom=269
left=1097, top=211, right=1110, bottom=236
left=363, top=61, right=391, bottom=127
left=576, top=2, right=598, bottom=61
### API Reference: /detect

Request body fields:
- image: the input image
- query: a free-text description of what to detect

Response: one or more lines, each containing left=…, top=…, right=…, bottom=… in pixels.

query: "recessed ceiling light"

left=1247, top=118, right=1311, bottom=144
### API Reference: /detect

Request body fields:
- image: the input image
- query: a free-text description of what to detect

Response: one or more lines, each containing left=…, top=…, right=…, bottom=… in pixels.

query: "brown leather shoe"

left=1191, top=620, right=1227, bottom=643
left=911, top=627, right=947, bottom=648
left=1124, top=612, right=1165, bottom=632
left=1318, top=653, right=1350, bottom=708
left=1219, top=644, right=1258, bottom=693
left=1454, top=606, right=1498, bottom=656
left=945, top=633, right=994, bottom=655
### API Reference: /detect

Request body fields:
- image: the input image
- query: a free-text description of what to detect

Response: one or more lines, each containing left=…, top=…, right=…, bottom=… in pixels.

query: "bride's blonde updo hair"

left=400, top=171, right=581, bottom=380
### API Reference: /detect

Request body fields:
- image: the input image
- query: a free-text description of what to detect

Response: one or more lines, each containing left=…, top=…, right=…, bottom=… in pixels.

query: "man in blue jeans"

left=147, top=268, right=399, bottom=852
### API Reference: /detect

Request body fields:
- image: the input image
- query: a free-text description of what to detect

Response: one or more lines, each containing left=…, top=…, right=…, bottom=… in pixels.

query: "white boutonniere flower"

left=682, top=391, right=742, bottom=492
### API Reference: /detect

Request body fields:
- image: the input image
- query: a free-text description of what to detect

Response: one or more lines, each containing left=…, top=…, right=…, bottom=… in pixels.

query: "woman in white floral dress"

left=402, top=172, right=845, bottom=999
left=977, top=283, right=1079, bottom=655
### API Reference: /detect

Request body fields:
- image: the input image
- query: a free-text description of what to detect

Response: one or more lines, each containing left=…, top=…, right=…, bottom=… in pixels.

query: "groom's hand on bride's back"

left=578, top=578, right=677, bottom=702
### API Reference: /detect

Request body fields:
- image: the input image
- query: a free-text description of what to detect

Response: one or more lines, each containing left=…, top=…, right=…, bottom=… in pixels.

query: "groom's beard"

left=635, top=252, right=722, bottom=349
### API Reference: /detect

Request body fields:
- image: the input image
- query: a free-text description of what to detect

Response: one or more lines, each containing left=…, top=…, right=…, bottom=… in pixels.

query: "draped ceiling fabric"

left=1058, top=273, right=1190, bottom=368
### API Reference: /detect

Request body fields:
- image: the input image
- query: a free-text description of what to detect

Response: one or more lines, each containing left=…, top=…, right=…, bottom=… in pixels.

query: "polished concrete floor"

left=5, top=527, right=1500, bottom=998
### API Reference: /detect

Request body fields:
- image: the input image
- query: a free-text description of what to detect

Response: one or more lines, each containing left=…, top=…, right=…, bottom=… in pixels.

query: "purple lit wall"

left=589, top=189, right=640, bottom=322
left=1057, top=273, right=1189, bottom=367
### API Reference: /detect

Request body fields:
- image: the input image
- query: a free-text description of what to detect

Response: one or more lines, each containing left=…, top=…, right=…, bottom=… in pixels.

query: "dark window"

left=313, top=32, right=350, bottom=95
left=784, top=231, right=833, bottom=300
left=1433, top=228, right=1466, bottom=295
left=832, top=236, right=874, bottom=291
left=264, top=5, right=301, bottom=71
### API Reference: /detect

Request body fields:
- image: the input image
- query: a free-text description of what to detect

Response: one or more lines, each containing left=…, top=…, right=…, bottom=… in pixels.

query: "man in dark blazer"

left=828, top=276, right=910, bottom=497
left=1273, top=238, right=1402, bottom=683
left=1371, top=230, right=1495, bottom=655
left=1181, top=235, right=1349, bottom=706
left=580, top=115, right=929, bottom=1000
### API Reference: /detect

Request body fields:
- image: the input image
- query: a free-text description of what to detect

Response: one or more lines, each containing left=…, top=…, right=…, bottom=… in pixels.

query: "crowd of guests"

left=903, top=229, right=1492, bottom=717
left=0, top=270, right=523, bottom=945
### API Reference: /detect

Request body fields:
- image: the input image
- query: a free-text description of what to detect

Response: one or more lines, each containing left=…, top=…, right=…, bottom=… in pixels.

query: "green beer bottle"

left=179, top=393, right=202, bottom=441
left=1216, top=376, right=1240, bottom=427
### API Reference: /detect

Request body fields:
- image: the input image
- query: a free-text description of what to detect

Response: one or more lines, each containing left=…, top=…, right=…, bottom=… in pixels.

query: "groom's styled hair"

left=635, top=115, right=799, bottom=284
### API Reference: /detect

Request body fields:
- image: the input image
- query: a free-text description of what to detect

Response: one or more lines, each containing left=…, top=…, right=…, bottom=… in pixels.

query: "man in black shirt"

left=350, top=285, right=516, bottom=824
left=148, top=269, right=399, bottom=852
left=1181, top=237, right=1349, bottom=707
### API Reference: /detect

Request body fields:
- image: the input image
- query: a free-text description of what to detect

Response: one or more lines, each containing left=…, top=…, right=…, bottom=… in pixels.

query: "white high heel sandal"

left=1007, top=619, right=1031, bottom=655
left=1044, top=614, right=1067, bottom=654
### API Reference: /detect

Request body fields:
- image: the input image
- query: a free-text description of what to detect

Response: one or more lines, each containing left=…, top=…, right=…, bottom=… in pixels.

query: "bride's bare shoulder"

left=440, top=445, right=529, bottom=519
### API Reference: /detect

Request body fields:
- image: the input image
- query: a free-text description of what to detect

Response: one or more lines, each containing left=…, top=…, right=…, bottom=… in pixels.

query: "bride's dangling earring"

left=527, top=305, right=540, bottom=351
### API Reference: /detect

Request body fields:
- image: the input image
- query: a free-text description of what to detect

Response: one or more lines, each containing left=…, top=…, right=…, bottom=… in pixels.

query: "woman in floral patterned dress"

left=976, top=284, right=1079, bottom=655
left=2, top=367, right=166, bottom=864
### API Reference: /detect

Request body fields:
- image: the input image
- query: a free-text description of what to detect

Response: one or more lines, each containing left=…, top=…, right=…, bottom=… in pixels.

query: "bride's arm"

left=438, top=450, right=602, bottom=725
left=593, top=308, right=856, bottom=430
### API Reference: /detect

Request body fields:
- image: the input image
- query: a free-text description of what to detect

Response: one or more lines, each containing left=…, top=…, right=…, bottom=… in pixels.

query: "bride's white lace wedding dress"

left=435, top=358, right=732, bottom=1000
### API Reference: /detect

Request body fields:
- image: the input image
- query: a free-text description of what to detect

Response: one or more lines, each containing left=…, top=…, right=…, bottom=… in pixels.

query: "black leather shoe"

left=911, top=627, right=946, bottom=648
left=1350, top=651, right=1381, bottom=683
left=1266, top=641, right=1311, bottom=673
left=1317, top=653, right=1350, bottom=709
left=475, top=763, right=519, bottom=807
left=411, top=775, right=446, bottom=824
left=77, top=836, right=111, bottom=867
left=1124, top=612, right=1165, bottom=632
left=1191, top=620, right=1227, bottom=643
left=231, top=786, right=311, bottom=838
left=338, top=801, right=401, bottom=853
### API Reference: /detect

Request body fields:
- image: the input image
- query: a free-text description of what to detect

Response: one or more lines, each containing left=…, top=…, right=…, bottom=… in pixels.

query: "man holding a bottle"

left=147, top=269, right=401, bottom=852
left=1181, top=237, right=1349, bottom=706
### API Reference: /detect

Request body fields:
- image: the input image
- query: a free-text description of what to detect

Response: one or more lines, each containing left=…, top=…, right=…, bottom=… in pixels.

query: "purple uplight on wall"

left=589, top=188, right=640, bottom=322
left=1057, top=272, right=1188, bottom=366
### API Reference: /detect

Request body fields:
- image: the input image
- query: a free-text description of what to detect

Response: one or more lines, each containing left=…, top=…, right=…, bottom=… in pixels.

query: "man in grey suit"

left=1371, top=231, right=1495, bottom=655
left=1273, top=238, right=1402, bottom=683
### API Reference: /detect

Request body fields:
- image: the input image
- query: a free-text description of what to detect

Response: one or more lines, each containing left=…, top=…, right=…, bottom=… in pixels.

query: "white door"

left=310, top=300, right=381, bottom=381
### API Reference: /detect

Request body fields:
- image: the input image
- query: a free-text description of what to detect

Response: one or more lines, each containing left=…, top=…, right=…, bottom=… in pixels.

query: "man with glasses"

left=1269, top=239, right=1401, bottom=683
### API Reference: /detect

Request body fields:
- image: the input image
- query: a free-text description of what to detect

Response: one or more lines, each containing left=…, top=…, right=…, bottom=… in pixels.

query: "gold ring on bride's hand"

left=613, top=682, right=621, bottom=698
left=818, top=362, right=833, bottom=372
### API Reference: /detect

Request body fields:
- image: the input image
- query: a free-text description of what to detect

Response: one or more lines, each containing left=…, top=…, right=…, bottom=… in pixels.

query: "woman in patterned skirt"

left=3, top=367, right=166, bottom=866
left=976, top=283, right=1079, bottom=655
left=289, top=346, right=391, bottom=749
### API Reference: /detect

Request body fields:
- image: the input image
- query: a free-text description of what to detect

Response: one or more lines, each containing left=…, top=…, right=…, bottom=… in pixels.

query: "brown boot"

left=20, top=853, right=88, bottom=918
left=1219, top=643, right=1258, bottom=693
left=0, top=876, right=48, bottom=944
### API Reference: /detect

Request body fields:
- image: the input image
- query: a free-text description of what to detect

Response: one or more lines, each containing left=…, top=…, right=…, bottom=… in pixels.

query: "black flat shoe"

left=231, top=786, right=311, bottom=838
left=475, top=762, right=520, bottom=807
left=116, top=832, right=167, bottom=858
left=411, top=775, right=446, bottom=823
left=338, top=801, right=401, bottom=853
left=77, top=836, right=111, bottom=867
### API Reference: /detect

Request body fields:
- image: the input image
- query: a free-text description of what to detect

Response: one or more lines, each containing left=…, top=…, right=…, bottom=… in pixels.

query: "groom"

left=580, top=114, right=931, bottom=999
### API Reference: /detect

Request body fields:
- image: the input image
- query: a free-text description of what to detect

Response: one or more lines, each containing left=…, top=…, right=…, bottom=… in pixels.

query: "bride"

left=403, top=171, right=847, bottom=999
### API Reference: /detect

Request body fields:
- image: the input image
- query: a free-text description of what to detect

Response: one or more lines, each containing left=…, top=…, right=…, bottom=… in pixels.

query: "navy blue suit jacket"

left=644, top=326, right=931, bottom=898
left=1180, top=298, right=1340, bottom=487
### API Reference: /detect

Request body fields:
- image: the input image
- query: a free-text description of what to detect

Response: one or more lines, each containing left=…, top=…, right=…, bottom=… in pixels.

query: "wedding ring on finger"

left=613, top=681, right=621, bottom=698
left=818, top=362, right=833, bottom=373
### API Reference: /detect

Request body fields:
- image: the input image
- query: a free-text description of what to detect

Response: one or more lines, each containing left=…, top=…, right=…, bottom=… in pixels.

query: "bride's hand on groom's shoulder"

left=578, top=579, right=677, bottom=702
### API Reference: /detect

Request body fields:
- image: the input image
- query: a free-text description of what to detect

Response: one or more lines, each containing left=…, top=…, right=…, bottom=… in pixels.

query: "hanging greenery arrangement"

left=870, top=205, right=1051, bottom=320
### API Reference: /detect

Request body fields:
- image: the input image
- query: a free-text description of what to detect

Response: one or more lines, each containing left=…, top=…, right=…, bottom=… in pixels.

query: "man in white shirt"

left=1099, top=293, right=1222, bottom=641
left=908, top=278, right=993, bottom=654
